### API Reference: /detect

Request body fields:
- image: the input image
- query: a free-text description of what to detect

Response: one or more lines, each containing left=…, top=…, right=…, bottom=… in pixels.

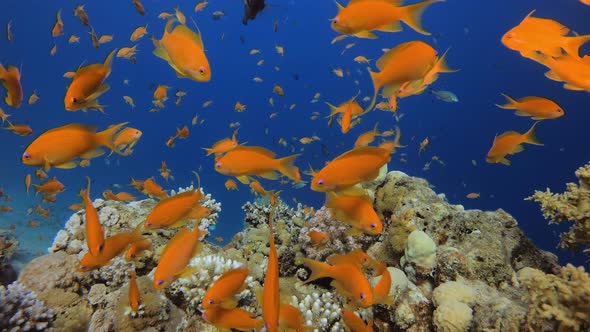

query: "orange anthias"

left=486, top=122, right=543, bottom=166
left=341, top=308, right=374, bottom=332
left=325, top=192, right=383, bottom=236
left=128, top=269, right=141, bottom=312
left=143, top=188, right=207, bottom=229
left=21, top=122, right=128, bottom=171
left=204, top=129, right=240, bottom=156
left=202, top=306, right=264, bottom=332
left=263, top=212, right=279, bottom=332
left=202, top=267, right=249, bottom=309
left=278, top=304, right=312, bottom=332
left=153, top=226, right=206, bottom=290
left=0, top=63, right=23, bottom=108
left=80, top=176, right=104, bottom=257
left=142, top=178, right=168, bottom=199
left=495, top=94, right=564, bottom=120
left=79, top=224, right=144, bottom=272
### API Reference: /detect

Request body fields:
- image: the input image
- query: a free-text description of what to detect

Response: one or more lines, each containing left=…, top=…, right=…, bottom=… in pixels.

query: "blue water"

left=1, top=0, right=589, bottom=267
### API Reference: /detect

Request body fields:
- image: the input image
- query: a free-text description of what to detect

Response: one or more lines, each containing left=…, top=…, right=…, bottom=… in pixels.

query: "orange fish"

left=142, top=178, right=167, bottom=199
left=486, top=122, right=543, bottom=166
left=299, top=257, right=374, bottom=307
left=496, top=94, right=564, bottom=120
left=529, top=52, right=590, bottom=92
left=0, top=63, right=23, bottom=108
left=372, top=266, right=393, bottom=305
left=51, top=10, right=64, bottom=37
left=79, top=224, right=144, bottom=272
left=215, top=146, right=300, bottom=184
left=64, top=49, right=116, bottom=112
left=125, top=238, right=152, bottom=261
left=159, top=161, right=172, bottom=182
left=102, top=190, right=136, bottom=202
left=35, top=169, right=48, bottom=180
left=278, top=304, right=312, bottom=332
left=144, top=189, right=206, bottom=229
left=224, top=179, right=238, bottom=191
left=153, top=226, right=206, bottom=289
left=153, top=84, right=169, bottom=101
left=0, top=108, right=10, bottom=123
left=33, top=177, right=64, bottom=195
left=175, top=126, right=189, bottom=139
left=366, top=41, right=438, bottom=112
left=129, top=178, right=144, bottom=191
left=326, top=249, right=375, bottom=269
left=112, top=127, right=142, bottom=155
left=234, top=101, right=247, bottom=112
left=325, top=192, right=383, bottom=235
left=311, top=146, right=390, bottom=193
left=0, top=206, right=12, bottom=213
left=128, top=269, right=141, bottom=312
left=79, top=159, right=91, bottom=167
left=133, top=0, right=145, bottom=15
left=22, top=122, right=127, bottom=171
left=80, top=177, right=105, bottom=257
left=153, top=19, right=211, bottom=82
left=203, top=129, right=240, bottom=156
left=326, top=93, right=364, bottom=134
left=3, top=121, right=32, bottom=136
left=354, top=123, right=380, bottom=147
left=202, top=307, right=264, bottom=331
left=263, top=212, right=280, bottom=332
left=308, top=230, right=330, bottom=247
left=202, top=267, right=249, bottom=309
left=466, top=192, right=480, bottom=199
left=249, top=180, right=272, bottom=197
left=341, top=309, right=374, bottom=332
left=74, top=5, right=89, bottom=26
left=28, top=220, right=39, bottom=227
left=25, top=174, right=31, bottom=195
left=331, top=0, right=442, bottom=38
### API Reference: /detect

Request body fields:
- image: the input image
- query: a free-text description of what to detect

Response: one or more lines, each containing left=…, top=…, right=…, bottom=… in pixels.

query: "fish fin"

left=103, top=49, right=117, bottom=73
left=399, top=0, right=443, bottom=35
left=563, top=83, right=585, bottom=91
left=335, top=1, right=345, bottom=12
left=169, top=218, right=191, bottom=229
left=95, top=122, right=129, bottom=156
left=276, top=154, right=301, bottom=181
left=259, top=171, right=280, bottom=180
left=511, top=144, right=525, bottom=153
left=432, top=48, right=457, bottom=73
left=353, top=31, right=377, bottom=39
left=345, top=227, right=364, bottom=237
left=365, top=68, right=380, bottom=113
left=219, top=297, right=239, bottom=309
left=234, top=145, right=276, bottom=158
left=80, top=148, right=105, bottom=159
left=499, top=157, right=511, bottom=166
left=381, top=83, right=401, bottom=98
left=495, top=93, right=518, bottom=109
left=544, top=70, right=561, bottom=82
left=337, top=185, right=367, bottom=197
left=562, top=34, right=590, bottom=57
left=152, top=42, right=171, bottom=62
left=236, top=176, right=252, bottom=184
left=63, top=71, right=76, bottom=78
left=324, top=191, right=337, bottom=208
left=375, top=21, right=402, bottom=33
left=514, top=110, right=531, bottom=117
left=331, top=34, right=348, bottom=44
left=173, top=23, right=204, bottom=48
left=523, top=121, right=543, bottom=146
left=297, top=258, right=333, bottom=283
left=54, top=161, right=78, bottom=169
left=84, top=84, right=110, bottom=103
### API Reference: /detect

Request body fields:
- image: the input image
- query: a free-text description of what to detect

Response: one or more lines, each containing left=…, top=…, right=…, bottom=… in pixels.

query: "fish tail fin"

left=524, top=121, right=543, bottom=146
left=96, top=122, right=129, bottom=155
left=434, top=48, right=457, bottom=73
left=400, top=0, right=443, bottom=35
left=103, top=49, right=117, bottom=73
left=365, top=67, right=380, bottom=113
left=0, top=63, right=6, bottom=78
left=202, top=147, right=214, bottom=156
left=495, top=93, right=518, bottom=109
left=562, top=34, right=590, bottom=57
left=297, top=258, right=333, bottom=283
left=325, top=102, right=338, bottom=126
left=277, top=154, right=300, bottom=182
left=79, top=176, right=91, bottom=198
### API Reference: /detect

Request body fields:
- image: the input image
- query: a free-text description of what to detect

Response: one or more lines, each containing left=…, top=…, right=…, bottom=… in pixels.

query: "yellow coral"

left=518, top=264, right=590, bottom=331
left=526, top=162, right=590, bottom=255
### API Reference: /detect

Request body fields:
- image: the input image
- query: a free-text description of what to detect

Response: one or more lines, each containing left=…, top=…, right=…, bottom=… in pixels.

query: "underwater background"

left=1, top=0, right=589, bottom=272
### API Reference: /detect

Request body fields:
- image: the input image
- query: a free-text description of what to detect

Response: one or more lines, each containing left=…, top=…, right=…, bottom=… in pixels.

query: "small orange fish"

left=153, top=84, right=169, bottom=101
left=52, top=10, right=64, bottom=37
left=308, top=230, right=330, bottom=247
left=419, top=137, right=429, bottom=155
left=103, top=190, right=136, bottom=202
left=35, top=169, right=48, bottom=180
left=202, top=307, right=264, bottom=331
left=25, top=174, right=31, bottom=195
left=0, top=63, right=23, bottom=108
left=325, top=192, right=383, bottom=236
left=33, top=176, right=64, bottom=195
left=6, top=20, right=12, bottom=42
left=273, top=85, right=285, bottom=96
left=466, top=192, right=480, bottom=199
left=159, top=161, right=172, bottom=182
left=3, top=121, right=32, bottom=136
left=74, top=5, right=89, bottom=26
left=202, top=267, right=249, bottom=309
left=153, top=226, right=206, bottom=289
left=224, top=179, right=238, bottom=191
left=28, top=220, right=39, bottom=227
left=496, top=94, right=564, bottom=120
left=354, top=123, right=380, bottom=147
left=486, top=122, right=543, bottom=166
left=79, top=159, right=91, bottom=167
left=113, top=127, right=142, bottom=155
left=0, top=206, right=13, bottom=213
left=249, top=180, right=272, bottom=197
left=130, top=26, right=147, bottom=42
left=341, top=309, right=374, bottom=332
left=215, top=146, right=300, bottom=183
left=125, top=238, right=152, bottom=261
left=79, top=224, right=144, bottom=272
left=133, top=0, right=145, bottom=15
left=326, top=93, right=364, bottom=134
left=0, top=108, right=10, bottom=123
left=142, top=178, right=167, bottom=199
left=203, top=129, right=240, bottom=156
left=128, top=269, right=141, bottom=312
left=234, top=101, right=247, bottom=112
left=175, top=126, right=190, bottom=139
left=80, top=177, right=105, bottom=257
left=28, top=91, right=39, bottom=105
left=194, top=1, right=208, bottom=12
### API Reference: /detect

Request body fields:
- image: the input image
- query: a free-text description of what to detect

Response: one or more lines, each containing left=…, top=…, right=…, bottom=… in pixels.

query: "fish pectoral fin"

left=331, top=35, right=348, bottom=44
left=152, top=45, right=171, bottom=62
left=514, top=110, right=530, bottom=117
left=169, top=218, right=190, bottom=229
left=511, top=144, right=525, bottom=154
left=375, top=21, right=403, bottom=33
left=544, top=70, right=561, bottom=82
left=219, top=297, right=239, bottom=309
left=563, top=83, right=585, bottom=91
left=259, top=171, right=279, bottom=180
left=63, top=71, right=76, bottom=78
left=337, top=185, right=367, bottom=197
left=54, top=161, right=78, bottom=169
left=85, top=84, right=110, bottom=102
left=353, top=31, right=377, bottom=39
left=80, top=148, right=105, bottom=159
left=345, top=227, right=363, bottom=237
left=499, top=157, right=511, bottom=166
left=236, top=176, right=251, bottom=184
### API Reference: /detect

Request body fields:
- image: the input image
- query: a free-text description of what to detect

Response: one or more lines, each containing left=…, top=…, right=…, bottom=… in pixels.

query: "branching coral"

left=518, top=264, right=590, bottom=331
left=526, top=162, right=590, bottom=255
left=0, top=282, right=55, bottom=331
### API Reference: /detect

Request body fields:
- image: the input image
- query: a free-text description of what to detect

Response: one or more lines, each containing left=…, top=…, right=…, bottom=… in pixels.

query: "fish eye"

left=215, top=162, right=222, bottom=168
left=208, top=299, right=214, bottom=305
left=22, top=153, right=30, bottom=159
left=332, top=18, right=339, bottom=24
left=202, top=313, right=208, bottom=319
left=98, top=244, right=104, bottom=251
left=360, top=292, right=365, bottom=299
left=157, top=279, right=164, bottom=285
left=370, top=222, right=377, bottom=228
left=145, top=222, right=151, bottom=227
left=317, top=179, right=324, bottom=185
left=199, top=66, right=205, bottom=74
left=72, top=97, right=78, bottom=104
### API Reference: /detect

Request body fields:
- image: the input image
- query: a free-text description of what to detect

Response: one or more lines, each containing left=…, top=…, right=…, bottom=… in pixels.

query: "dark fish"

left=273, top=20, right=278, bottom=32
left=321, top=144, right=329, bottom=157
left=132, top=0, right=145, bottom=15
left=242, top=0, right=265, bottom=25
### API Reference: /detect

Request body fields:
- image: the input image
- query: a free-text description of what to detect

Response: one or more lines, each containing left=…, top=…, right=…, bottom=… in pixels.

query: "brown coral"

left=526, top=162, right=590, bottom=256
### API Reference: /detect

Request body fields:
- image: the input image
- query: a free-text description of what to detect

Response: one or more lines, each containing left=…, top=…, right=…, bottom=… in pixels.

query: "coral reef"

left=0, top=229, right=19, bottom=286
left=0, top=282, right=55, bottom=331
left=527, top=162, right=590, bottom=256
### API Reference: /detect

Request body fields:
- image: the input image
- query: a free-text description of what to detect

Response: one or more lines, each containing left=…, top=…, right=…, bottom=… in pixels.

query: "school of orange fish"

left=1, top=0, right=590, bottom=331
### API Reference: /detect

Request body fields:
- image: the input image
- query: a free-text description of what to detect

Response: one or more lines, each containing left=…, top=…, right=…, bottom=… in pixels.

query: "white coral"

left=0, top=282, right=55, bottom=331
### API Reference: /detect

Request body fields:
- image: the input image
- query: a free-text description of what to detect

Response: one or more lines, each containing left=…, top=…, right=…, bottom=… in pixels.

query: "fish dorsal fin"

left=350, top=0, right=402, bottom=4
left=334, top=146, right=383, bottom=161
left=335, top=1, right=345, bottom=12
left=46, top=123, right=97, bottom=134
left=173, top=22, right=203, bottom=48
left=234, top=145, right=276, bottom=158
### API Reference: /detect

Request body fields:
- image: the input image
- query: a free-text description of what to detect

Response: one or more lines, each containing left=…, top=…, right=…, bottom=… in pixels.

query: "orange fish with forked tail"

left=214, top=146, right=300, bottom=184
left=341, top=309, right=374, bottom=332
left=203, top=129, right=240, bottom=156
left=144, top=189, right=207, bottom=229
left=152, top=18, right=211, bottom=82
left=21, top=122, right=127, bottom=171
left=79, top=223, right=144, bottom=272
left=263, top=212, right=279, bottom=332
left=325, top=192, right=383, bottom=236
left=153, top=226, right=206, bottom=290
left=278, top=304, right=313, bottom=332
left=202, top=267, right=249, bottom=309
left=202, top=306, right=264, bottom=331
left=0, top=63, right=23, bottom=108
left=486, top=122, right=543, bottom=166
left=331, top=0, right=443, bottom=38
left=496, top=94, right=564, bottom=120
left=64, top=49, right=116, bottom=112
left=80, top=177, right=104, bottom=257
left=128, top=269, right=141, bottom=312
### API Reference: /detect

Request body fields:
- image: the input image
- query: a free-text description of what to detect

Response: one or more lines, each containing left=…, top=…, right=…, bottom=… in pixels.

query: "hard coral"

left=0, top=282, right=55, bottom=331
left=527, top=162, right=590, bottom=256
